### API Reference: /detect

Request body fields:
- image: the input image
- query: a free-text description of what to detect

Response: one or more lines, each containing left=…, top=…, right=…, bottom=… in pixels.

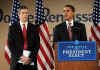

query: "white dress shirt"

left=20, top=21, right=28, bottom=31
left=18, top=21, right=34, bottom=65
left=66, top=20, right=74, bottom=29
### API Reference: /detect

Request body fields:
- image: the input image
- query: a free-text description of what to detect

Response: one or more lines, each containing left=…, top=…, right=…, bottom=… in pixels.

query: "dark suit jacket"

left=53, top=21, right=87, bottom=42
left=8, top=23, right=40, bottom=70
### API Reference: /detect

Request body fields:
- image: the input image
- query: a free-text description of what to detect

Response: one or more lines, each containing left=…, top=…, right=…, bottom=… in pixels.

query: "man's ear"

left=72, top=12, right=75, bottom=17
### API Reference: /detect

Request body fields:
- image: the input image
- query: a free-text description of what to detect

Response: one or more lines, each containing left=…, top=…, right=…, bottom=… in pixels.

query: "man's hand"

left=20, top=56, right=31, bottom=64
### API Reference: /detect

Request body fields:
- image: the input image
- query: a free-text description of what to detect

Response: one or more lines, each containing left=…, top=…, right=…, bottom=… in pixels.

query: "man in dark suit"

left=53, top=4, right=87, bottom=43
left=8, top=5, right=40, bottom=70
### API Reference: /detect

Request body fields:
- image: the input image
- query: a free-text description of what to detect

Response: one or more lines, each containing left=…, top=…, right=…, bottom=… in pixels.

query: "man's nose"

left=64, top=12, right=68, bottom=15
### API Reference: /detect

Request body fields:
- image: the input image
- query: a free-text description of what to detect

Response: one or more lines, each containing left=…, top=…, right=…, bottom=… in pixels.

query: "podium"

left=54, top=41, right=98, bottom=70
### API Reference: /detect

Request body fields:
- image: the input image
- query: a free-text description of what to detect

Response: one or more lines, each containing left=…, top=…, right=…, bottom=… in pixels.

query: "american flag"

left=4, top=0, right=20, bottom=64
left=89, top=0, right=100, bottom=68
left=34, top=0, right=54, bottom=70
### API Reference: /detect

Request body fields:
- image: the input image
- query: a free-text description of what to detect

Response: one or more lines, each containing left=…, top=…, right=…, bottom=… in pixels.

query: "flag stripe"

left=38, top=26, right=54, bottom=59
left=92, top=24, right=100, bottom=39
left=40, top=40, right=53, bottom=68
left=35, top=0, right=54, bottom=69
left=37, top=54, right=47, bottom=70
left=5, top=42, right=11, bottom=58
left=40, top=34, right=54, bottom=65
left=96, top=24, right=100, bottom=33
left=40, top=23, right=51, bottom=44
left=89, top=0, right=100, bottom=68
left=4, top=42, right=11, bottom=64
left=39, top=44, right=51, bottom=70
left=42, top=22, right=50, bottom=38
left=4, top=0, right=20, bottom=64
left=4, top=51, right=10, bottom=64
left=37, top=60, right=43, bottom=70
left=5, top=47, right=11, bottom=58
left=91, top=26, right=100, bottom=41
left=38, top=48, right=50, bottom=70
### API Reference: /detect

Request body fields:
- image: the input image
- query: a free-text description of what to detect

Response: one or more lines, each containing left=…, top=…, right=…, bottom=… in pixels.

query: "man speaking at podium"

left=52, top=5, right=98, bottom=70
left=53, top=4, right=87, bottom=42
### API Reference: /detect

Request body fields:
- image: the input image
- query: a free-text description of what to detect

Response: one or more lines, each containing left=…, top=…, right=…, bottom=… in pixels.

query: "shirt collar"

left=20, top=21, right=28, bottom=30
left=66, top=20, right=74, bottom=28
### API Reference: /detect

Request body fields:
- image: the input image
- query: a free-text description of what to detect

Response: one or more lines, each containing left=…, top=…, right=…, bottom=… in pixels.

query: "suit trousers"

left=15, top=63, right=37, bottom=70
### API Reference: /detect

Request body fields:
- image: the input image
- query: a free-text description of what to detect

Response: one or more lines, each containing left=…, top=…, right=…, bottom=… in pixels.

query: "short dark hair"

left=18, top=5, right=28, bottom=12
left=64, top=4, right=75, bottom=12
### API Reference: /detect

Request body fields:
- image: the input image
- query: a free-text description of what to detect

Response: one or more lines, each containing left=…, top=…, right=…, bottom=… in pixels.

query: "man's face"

left=18, top=9, right=29, bottom=22
left=63, top=6, right=74, bottom=21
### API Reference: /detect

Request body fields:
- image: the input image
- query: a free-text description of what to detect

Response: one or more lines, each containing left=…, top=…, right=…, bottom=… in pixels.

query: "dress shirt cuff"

left=23, top=50, right=31, bottom=57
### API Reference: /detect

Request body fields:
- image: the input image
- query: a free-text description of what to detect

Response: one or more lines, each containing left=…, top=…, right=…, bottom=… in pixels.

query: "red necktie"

left=23, top=24, right=27, bottom=50
left=68, top=23, right=72, bottom=40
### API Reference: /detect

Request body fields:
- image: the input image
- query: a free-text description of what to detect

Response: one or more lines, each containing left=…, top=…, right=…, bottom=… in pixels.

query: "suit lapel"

left=63, top=22, right=68, bottom=32
left=62, top=22, right=70, bottom=40
left=17, top=23, right=22, bottom=31
left=27, top=23, right=30, bottom=38
left=17, top=23, right=24, bottom=40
